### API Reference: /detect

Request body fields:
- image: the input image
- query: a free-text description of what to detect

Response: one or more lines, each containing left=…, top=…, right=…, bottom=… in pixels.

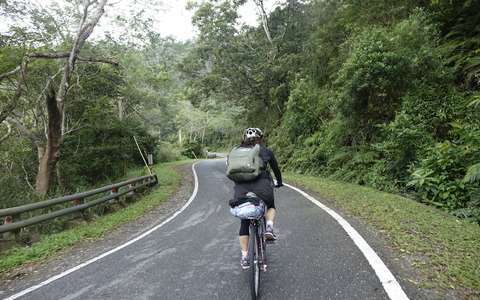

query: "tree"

left=1, top=0, right=117, bottom=194
left=183, top=0, right=309, bottom=130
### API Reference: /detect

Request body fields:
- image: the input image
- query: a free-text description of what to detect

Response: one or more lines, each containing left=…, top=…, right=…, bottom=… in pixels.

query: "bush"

left=59, top=118, right=157, bottom=191
left=156, top=141, right=182, bottom=162
left=0, top=134, right=38, bottom=208
left=0, top=175, right=34, bottom=209
left=407, top=122, right=480, bottom=222
left=334, top=11, right=441, bottom=144
left=181, top=138, right=202, bottom=159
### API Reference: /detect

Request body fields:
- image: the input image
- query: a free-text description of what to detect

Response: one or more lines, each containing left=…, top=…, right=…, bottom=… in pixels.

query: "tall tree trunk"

left=118, top=98, right=125, bottom=119
left=34, top=0, right=109, bottom=195
left=34, top=88, right=62, bottom=194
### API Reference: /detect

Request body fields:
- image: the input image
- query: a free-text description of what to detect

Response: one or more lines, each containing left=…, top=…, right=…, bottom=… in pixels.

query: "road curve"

left=3, top=159, right=410, bottom=300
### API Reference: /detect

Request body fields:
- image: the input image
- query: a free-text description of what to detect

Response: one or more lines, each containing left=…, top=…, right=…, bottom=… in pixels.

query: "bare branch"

left=76, top=0, right=108, bottom=50
left=56, top=0, right=108, bottom=115
left=21, top=163, right=35, bottom=191
left=27, top=52, right=119, bottom=66
left=0, top=121, right=12, bottom=143
left=5, top=117, right=45, bottom=162
left=0, top=66, right=21, bottom=80
left=253, top=0, right=272, bottom=43
left=33, top=0, right=67, bottom=41
left=5, top=117, right=43, bottom=147
left=0, top=57, right=30, bottom=123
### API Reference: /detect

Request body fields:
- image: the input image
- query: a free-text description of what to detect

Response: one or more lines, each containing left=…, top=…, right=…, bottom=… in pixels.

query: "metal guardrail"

left=0, top=174, right=158, bottom=236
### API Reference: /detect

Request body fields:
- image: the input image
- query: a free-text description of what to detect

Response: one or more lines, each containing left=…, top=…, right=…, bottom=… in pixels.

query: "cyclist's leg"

left=263, top=199, right=276, bottom=222
left=239, top=219, right=250, bottom=249
left=265, top=207, right=276, bottom=222
left=239, top=219, right=250, bottom=268
left=264, top=201, right=277, bottom=240
left=239, top=235, right=249, bottom=251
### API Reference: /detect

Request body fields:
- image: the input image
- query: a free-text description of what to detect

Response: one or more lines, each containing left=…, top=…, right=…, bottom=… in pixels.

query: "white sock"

left=242, top=250, right=248, bottom=258
left=266, top=220, right=274, bottom=227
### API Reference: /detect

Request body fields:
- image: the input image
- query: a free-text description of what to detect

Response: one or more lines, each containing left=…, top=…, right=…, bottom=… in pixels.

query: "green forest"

left=1, top=0, right=479, bottom=225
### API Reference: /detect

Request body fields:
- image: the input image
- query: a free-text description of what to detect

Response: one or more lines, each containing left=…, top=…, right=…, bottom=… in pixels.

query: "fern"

left=463, top=163, right=480, bottom=183
left=330, top=149, right=352, bottom=164
left=467, top=95, right=480, bottom=109
left=352, top=151, right=378, bottom=164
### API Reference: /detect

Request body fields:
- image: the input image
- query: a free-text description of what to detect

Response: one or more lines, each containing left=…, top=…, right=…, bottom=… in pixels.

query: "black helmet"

left=243, top=128, right=263, bottom=140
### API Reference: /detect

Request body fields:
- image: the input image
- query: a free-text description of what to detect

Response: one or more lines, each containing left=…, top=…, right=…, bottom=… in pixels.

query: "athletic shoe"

left=265, top=225, right=277, bottom=240
left=241, top=256, right=249, bottom=269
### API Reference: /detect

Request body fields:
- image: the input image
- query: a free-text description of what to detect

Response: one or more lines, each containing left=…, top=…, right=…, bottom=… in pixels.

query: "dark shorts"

left=234, top=176, right=274, bottom=203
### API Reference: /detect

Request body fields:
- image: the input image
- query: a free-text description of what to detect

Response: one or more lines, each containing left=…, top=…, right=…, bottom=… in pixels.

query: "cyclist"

left=233, top=127, right=283, bottom=268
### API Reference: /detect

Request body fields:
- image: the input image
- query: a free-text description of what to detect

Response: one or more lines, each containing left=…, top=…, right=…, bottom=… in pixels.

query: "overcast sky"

left=1, top=0, right=284, bottom=42
left=153, top=0, right=283, bottom=41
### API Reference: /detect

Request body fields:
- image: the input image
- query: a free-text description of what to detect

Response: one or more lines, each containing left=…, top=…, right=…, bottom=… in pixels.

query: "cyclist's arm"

left=268, top=149, right=283, bottom=186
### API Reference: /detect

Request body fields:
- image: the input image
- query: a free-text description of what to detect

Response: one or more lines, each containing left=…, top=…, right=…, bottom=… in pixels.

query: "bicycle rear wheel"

left=249, top=226, right=260, bottom=300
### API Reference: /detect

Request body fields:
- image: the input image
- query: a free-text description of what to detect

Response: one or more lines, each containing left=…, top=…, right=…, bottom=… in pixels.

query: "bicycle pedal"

left=266, top=240, right=276, bottom=245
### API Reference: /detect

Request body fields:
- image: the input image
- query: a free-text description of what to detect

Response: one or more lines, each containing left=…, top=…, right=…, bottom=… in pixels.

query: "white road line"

left=4, top=162, right=202, bottom=300
left=284, top=182, right=410, bottom=300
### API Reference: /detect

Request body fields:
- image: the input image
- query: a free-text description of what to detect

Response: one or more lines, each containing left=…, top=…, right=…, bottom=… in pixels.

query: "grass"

left=0, top=160, right=194, bottom=277
left=283, top=172, right=480, bottom=298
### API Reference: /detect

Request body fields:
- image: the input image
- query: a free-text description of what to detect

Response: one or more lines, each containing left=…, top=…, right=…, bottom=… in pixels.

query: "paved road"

left=3, top=159, right=409, bottom=299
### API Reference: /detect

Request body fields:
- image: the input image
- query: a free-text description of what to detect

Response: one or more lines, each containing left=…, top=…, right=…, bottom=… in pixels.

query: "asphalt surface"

left=2, top=159, right=408, bottom=300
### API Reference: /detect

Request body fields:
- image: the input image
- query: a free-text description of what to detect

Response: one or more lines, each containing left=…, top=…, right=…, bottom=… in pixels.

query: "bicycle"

left=229, top=193, right=273, bottom=299
left=248, top=204, right=267, bottom=300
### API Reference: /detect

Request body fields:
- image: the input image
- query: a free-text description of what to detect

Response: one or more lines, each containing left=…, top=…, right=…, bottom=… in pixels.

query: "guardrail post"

left=2, top=215, right=18, bottom=241
left=125, top=183, right=137, bottom=204
left=127, top=183, right=135, bottom=196
left=72, top=198, right=84, bottom=218
left=109, top=189, right=117, bottom=204
left=143, top=176, right=157, bottom=186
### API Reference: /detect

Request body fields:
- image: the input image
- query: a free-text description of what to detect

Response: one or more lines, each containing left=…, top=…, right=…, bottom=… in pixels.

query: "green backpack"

left=226, top=144, right=264, bottom=182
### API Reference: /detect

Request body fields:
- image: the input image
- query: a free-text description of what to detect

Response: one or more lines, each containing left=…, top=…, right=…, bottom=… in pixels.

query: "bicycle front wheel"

left=249, top=227, right=260, bottom=300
